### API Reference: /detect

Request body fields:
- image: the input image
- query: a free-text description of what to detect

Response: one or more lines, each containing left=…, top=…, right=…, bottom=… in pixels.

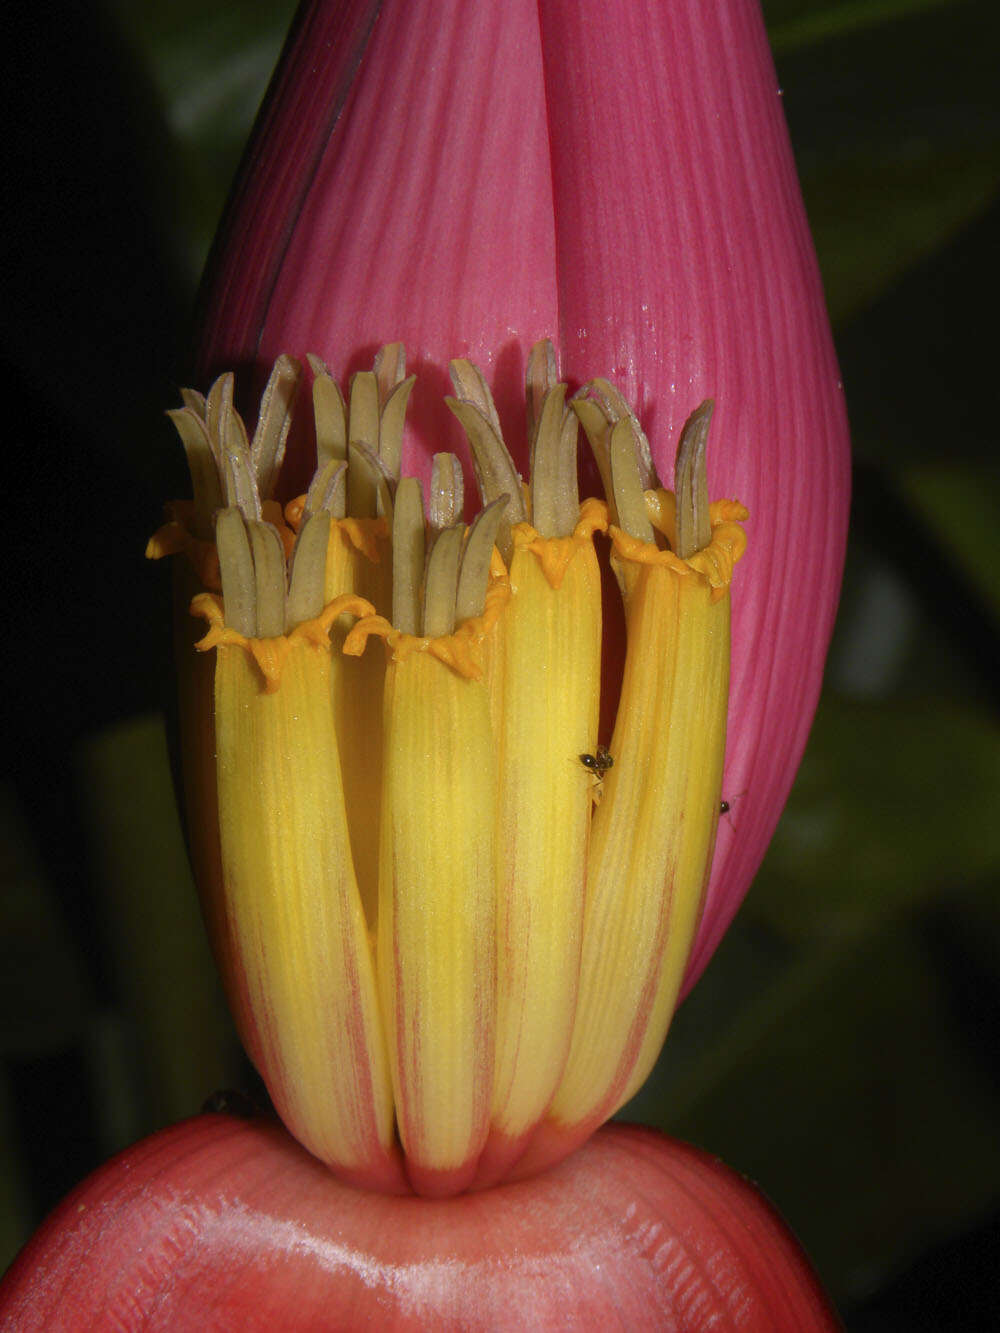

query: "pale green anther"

left=609, top=418, right=655, bottom=544
left=446, top=397, right=524, bottom=517
left=285, top=511, right=332, bottom=630
left=430, top=453, right=464, bottom=532
left=456, top=495, right=509, bottom=624
left=305, top=348, right=412, bottom=520
left=249, top=522, right=287, bottom=639
left=373, top=342, right=406, bottom=402
left=179, top=386, right=207, bottom=419
left=222, top=393, right=252, bottom=465
left=216, top=507, right=257, bottom=636
left=378, top=376, right=415, bottom=482
left=304, top=460, right=347, bottom=523
left=167, top=407, right=222, bottom=539
left=587, top=378, right=658, bottom=492
left=251, top=354, right=301, bottom=501
left=674, top=399, right=715, bottom=559
left=526, top=339, right=558, bottom=458
left=308, top=355, right=348, bottom=466
left=205, top=371, right=234, bottom=450
left=574, top=380, right=663, bottom=538
left=571, top=394, right=616, bottom=521
left=348, top=371, right=380, bottom=455
left=392, top=477, right=426, bottom=636
left=446, top=366, right=526, bottom=563
left=529, top=384, right=579, bottom=539
left=347, top=440, right=379, bottom=519
left=449, top=358, right=504, bottom=440
left=349, top=440, right=395, bottom=519
left=422, top=525, right=464, bottom=638
left=221, top=442, right=262, bottom=522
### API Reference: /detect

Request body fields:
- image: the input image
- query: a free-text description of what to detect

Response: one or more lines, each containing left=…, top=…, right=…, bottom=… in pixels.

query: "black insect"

left=201, top=1089, right=260, bottom=1119
left=719, top=791, right=746, bottom=823
left=579, top=745, right=614, bottom=779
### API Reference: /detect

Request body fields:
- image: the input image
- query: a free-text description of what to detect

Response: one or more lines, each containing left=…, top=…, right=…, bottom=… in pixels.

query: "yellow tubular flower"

left=378, top=648, right=497, bottom=1196
left=196, top=597, right=399, bottom=1192
left=148, top=340, right=747, bottom=1196
left=540, top=499, right=746, bottom=1153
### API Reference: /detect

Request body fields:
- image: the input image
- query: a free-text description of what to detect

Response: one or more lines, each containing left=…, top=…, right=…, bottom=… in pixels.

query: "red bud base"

left=0, top=1114, right=838, bottom=1331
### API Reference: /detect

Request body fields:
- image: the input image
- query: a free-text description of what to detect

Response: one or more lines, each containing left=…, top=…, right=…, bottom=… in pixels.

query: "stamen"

left=674, top=399, right=714, bottom=558
left=216, top=507, right=256, bottom=636
left=348, top=370, right=380, bottom=457
left=392, top=477, right=426, bottom=636
left=571, top=394, right=615, bottom=518
left=309, top=348, right=412, bottom=519
left=377, top=374, right=415, bottom=484
left=422, top=525, right=463, bottom=637
left=251, top=354, right=301, bottom=501
left=167, top=407, right=222, bottom=539
left=303, top=459, right=347, bottom=523
left=456, top=496, right=509, bottom=623
left=308, top=355, right=348, bottom=465
left=286, top=512, right=332, bottom=630
left=179, top=387, right=206, bottom=418
left=590, top=379, right=658, bottom=491
left=248, top=522, right=287, bottom=638
left=221, top=443, right=262, bottom=522
left=430, top=453, right=464, bottom=533
left=205, top=371, right=234, bottom=452
left=347, top=369, right=381, bottom=517
left=346, top=440, right=380, bottom=519
left=448, top=359, right=504, bottom=440
left=573, top=380, right=660, bottom=531
left=356, top=440, right=397, bottom=519
left=529, top=384, right=579, bottom=538
left=447, top=361, right=527, bottom=562
left=526, top=338, right=558, bottom=460
left=609, top=419, right=655, bottom=543
left=373, top=342, right=406, bottom=401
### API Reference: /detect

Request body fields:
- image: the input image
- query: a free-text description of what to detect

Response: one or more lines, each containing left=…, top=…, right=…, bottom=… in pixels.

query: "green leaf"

left=637, top=924, right=1000, bottom=1299
left=754, top=698, right=1000, bottom=940
left=765, top=0, right=959, bottom=52
left=898, top=463, right=1000, bottom=622
left=770, top=0, right=1000, bottom=323
left=109, top=0, right=297, bottom=279
left=0, top=785, right=90, bottom=1056
left=74, top=715, right=239, bottom=1130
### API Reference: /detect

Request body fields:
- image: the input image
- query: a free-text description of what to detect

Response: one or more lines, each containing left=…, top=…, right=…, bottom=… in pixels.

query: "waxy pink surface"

left=198, top=0, right=850, bottom=994
left=0, top=1114, right=839, bottom=1330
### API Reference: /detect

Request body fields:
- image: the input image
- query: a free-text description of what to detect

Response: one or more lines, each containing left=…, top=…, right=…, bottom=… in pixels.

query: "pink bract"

left=197, top=0, right=850, bottom=994
left=0, top=1114, right=839, bottom=1330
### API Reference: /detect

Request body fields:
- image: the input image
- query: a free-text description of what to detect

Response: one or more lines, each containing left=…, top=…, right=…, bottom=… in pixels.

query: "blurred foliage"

left=3, top=1, right=999, bottom=1327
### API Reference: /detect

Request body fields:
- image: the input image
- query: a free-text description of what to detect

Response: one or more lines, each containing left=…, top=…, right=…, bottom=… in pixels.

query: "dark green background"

left=2, top=2, right=998, bottom=1326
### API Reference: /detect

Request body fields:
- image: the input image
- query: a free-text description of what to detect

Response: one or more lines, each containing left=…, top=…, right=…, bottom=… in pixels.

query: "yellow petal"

left=324, top=518, right=391, bottom=927
left=212, top=629, right=400, bottom=1191
left=378, top=649, right=497, bottom=1195
left=476, top=516, right=602, bottom=1184
left=548, top=509, right=737, bottom=1136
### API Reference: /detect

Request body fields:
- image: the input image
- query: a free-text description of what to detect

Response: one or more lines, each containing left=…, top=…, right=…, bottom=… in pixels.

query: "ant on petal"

left=579, top=745, right=614, bottom=802
left=718, top=790, right=746, bottom=827
left=579, top=744, right=614, bottom=779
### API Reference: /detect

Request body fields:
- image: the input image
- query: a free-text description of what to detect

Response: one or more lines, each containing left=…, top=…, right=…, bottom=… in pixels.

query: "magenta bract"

left=197, top=0, right=849, bottom=1001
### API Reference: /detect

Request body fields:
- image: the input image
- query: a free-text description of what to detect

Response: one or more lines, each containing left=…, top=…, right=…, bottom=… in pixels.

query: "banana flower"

left=153, top=0, right=848, bottom=1199
left=0, top=0, right=851, bottom=1325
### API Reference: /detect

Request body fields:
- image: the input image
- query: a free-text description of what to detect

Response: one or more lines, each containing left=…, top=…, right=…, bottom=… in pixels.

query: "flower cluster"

left=149, top=340, right=746, bottom=1195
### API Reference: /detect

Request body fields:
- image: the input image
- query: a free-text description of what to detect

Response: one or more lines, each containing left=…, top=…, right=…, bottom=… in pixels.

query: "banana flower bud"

left=150, top=0, right=848, bottom=1194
